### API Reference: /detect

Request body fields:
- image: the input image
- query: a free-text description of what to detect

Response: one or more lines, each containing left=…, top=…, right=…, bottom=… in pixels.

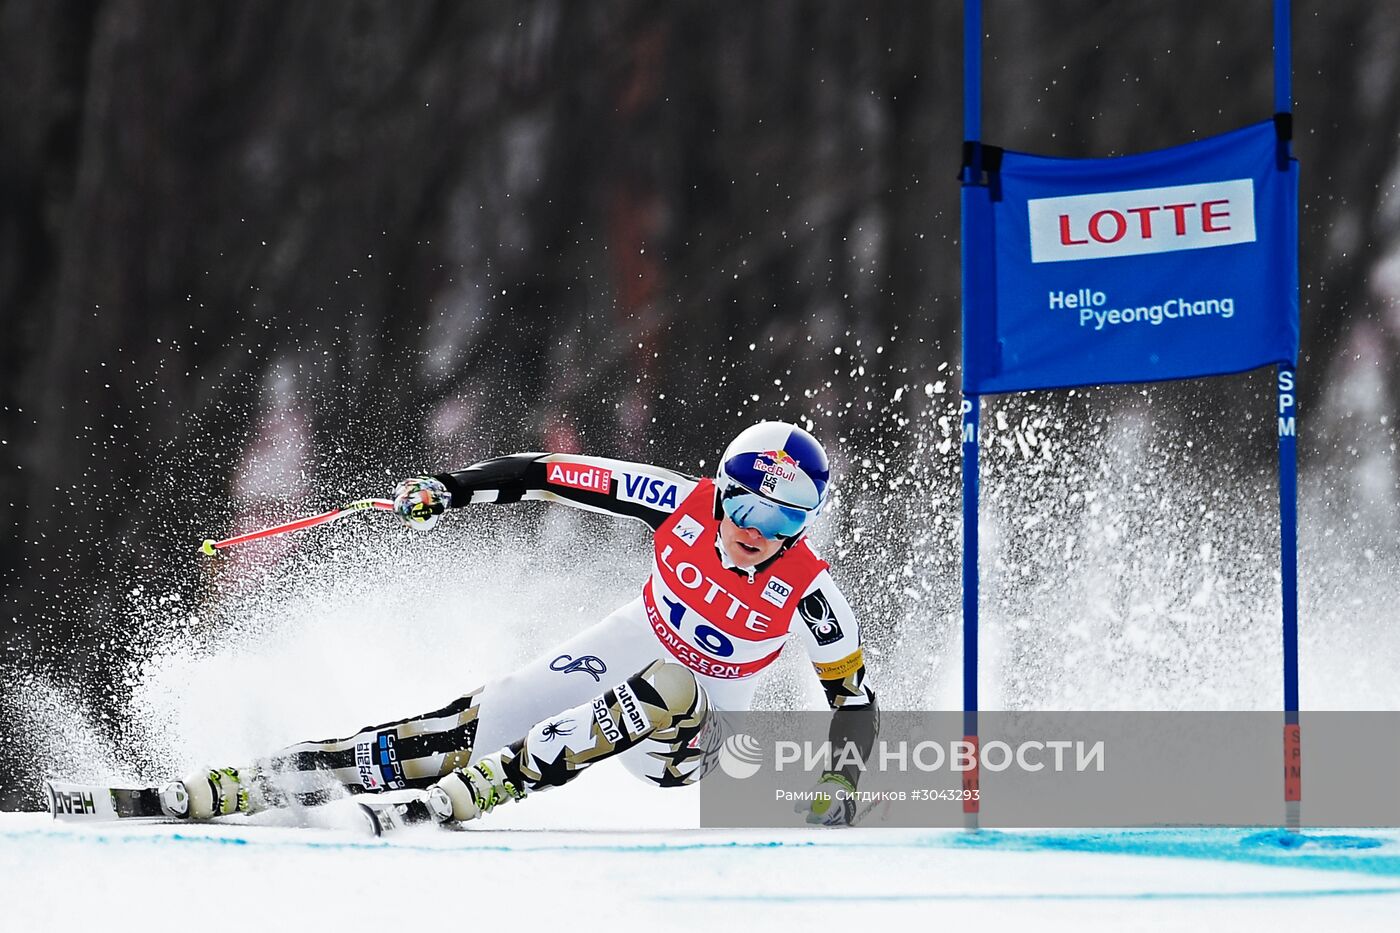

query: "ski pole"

left=199, top=498, right=396, bottom=556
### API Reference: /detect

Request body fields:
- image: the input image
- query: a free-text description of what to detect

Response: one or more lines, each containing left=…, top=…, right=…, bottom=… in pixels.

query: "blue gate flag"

left=962, top=120, right=1298, bottom=395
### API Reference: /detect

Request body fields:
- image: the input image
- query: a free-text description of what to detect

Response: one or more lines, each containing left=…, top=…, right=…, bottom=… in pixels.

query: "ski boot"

left=158, top=766, right=267, bottom=820
left=425, top=751, right=527, bottom=824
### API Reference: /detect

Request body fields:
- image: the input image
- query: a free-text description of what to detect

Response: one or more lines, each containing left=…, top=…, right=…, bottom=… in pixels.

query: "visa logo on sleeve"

left=619, top=473, right=679, bottom=509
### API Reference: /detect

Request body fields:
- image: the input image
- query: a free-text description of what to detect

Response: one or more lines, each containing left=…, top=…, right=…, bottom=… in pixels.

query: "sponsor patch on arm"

left=526, top=456, right=697, bottom=529
left=813, top=648, right=864, bottom=681
left=817, top=659, right=870, bottom=709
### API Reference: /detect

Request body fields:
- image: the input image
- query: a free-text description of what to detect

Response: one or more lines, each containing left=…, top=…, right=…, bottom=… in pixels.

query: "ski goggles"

left=720, top=484, right=812, bottom=540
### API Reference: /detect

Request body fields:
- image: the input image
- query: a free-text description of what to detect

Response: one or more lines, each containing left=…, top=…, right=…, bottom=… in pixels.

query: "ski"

left=356, top=790, right=450, bottom=836
left=45, top=773, right=173, bottom=818
left=45, top=780, right=172, bottom=823
left=43, top=778, right=386, bottom=834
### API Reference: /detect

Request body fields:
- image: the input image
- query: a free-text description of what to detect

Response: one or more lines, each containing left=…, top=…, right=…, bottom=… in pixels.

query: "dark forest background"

left=2, top=1, right=1399, bottom=806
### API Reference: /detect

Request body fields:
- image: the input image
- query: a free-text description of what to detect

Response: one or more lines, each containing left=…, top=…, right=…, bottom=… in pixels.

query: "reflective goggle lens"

left=720, top=488, right=810, bottom=540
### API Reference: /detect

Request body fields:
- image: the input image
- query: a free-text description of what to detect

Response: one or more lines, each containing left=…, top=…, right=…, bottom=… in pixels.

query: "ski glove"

left=795, top=771, right=857, bottom=827
left=393, top=477, right=452, bottom=531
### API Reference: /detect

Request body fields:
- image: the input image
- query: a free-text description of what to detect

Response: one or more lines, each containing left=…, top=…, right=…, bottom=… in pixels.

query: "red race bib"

left=642, top=479, right=827, bottom=679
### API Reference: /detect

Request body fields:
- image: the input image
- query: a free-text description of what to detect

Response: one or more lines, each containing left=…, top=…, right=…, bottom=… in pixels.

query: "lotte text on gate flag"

left=962, top=121, right=1299, bottom=394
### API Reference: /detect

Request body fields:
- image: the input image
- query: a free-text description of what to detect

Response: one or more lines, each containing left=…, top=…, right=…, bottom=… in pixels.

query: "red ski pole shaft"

left=199, top=499, right=395, bottom=555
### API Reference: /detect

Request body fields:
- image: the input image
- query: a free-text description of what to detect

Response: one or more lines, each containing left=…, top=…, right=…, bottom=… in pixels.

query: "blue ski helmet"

left=715, top=421, right=830, bottom=540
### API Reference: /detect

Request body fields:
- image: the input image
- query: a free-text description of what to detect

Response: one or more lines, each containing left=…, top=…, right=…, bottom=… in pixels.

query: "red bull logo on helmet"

left=753, top=450, right=799, bottom=484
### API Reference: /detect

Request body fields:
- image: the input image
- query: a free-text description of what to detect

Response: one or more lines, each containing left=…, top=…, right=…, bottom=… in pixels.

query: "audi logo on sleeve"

left=546, top=461, right=613, bottom=494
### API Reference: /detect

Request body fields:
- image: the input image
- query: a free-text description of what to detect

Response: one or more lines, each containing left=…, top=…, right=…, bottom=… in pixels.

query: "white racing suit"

left=261, top=453, right=877, bottom=809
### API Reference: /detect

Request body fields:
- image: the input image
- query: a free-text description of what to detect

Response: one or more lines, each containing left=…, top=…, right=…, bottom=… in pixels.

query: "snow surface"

left=4, top=785, right=1400, bottom=932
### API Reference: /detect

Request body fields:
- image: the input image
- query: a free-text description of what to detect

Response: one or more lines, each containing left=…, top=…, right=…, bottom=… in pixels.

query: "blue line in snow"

left=949, top=829, right=1400, bottom=879
left=0, top=827, right=828, bottom=856
left=4, top=825, right=1398, bottom=881
left=664, top=887, right=1400, bottom=904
